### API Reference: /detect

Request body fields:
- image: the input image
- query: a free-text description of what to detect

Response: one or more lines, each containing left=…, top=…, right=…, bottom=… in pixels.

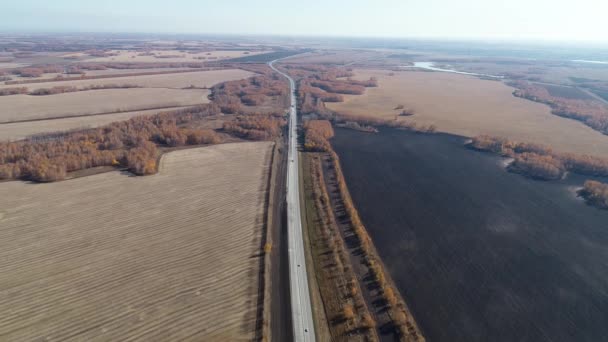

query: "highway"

left=269, top=59, right=316, bottom=342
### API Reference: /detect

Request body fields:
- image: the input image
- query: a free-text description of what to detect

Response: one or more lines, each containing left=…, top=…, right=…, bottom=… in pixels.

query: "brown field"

left=0, top=62, right=27, bottom=69
left=0, top=142, right=272, bottom=341
left=284, top=50, right=388, bottom=65
left=82, top=67, right=193, bottom=77
left=0, top=88, right=206, bottom=123
left=0, top=69, right=253, bottom=89
left=0, top=107, right=188, bottom=141
left=87, top=49, right=271, bottom=63
left=7, top=72, right=84, bottom=82
left=327, top=69, right=608, bottom=158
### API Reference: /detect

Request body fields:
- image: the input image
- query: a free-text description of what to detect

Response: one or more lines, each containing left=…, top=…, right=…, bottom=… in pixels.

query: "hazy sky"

left=0, top=0, right=606, bottom=42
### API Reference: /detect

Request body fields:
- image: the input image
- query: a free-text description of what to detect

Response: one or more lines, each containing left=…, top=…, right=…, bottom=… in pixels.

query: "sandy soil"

left=0, top=142, right=272, bottom=341
left=0, top=88, right=207, bottom=123
left=0, top=69, right=253, bottom=89
left=87, top=50, right=270, bottom=63
left=0, top=107, right=188, bottom=141
left=327, top=69, right=608, bottom=158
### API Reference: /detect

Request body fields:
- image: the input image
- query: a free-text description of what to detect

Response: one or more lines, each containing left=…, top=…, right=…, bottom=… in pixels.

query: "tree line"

left=470, top=135, right=608, bottom=180
left=0, top=105, right=223, bottom=182
left=4, top=68, right=218, bottom=86
left=222, top=115, right=285, bottom=141
left=0, top=84, right=140, bottom=96
left=510, top=81, right=608, bottom=134
left=0, top=101, right=285, bottom=182
left=307, top=154, right=378, bottom=340
left=303, top=119, right=424, bottom=340
left=328, top=142, right=424, bottom=340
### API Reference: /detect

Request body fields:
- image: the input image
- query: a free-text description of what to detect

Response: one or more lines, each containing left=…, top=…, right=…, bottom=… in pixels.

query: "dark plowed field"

left=331, top=127, right=608, bottom=342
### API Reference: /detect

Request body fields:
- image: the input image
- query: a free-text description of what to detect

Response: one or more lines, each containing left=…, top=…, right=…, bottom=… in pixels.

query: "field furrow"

left=0, top=142, right=272, bottom=341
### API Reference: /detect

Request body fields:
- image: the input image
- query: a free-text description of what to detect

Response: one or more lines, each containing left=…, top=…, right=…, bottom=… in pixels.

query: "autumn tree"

left=342, top=304, right=355, bottom=322
left=579, top=180, right=608, bottom=209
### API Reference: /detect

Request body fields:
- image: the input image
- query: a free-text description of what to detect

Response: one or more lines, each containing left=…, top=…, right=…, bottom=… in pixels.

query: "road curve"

left=269, top=59, right=316, bottom=342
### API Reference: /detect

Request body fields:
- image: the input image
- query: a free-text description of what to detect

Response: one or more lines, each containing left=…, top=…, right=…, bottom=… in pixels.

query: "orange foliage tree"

left=302, top=120, right=334, bottom=152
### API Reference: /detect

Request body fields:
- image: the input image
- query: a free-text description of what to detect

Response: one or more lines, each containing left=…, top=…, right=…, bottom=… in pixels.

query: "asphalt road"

left=269, top=59, right=316, bottom=342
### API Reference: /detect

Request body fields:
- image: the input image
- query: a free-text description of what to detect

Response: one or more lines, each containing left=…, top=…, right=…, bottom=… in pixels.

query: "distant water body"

left=402, top=61, right=503, bottom=78
left=572, top=59, right=608, bottom=65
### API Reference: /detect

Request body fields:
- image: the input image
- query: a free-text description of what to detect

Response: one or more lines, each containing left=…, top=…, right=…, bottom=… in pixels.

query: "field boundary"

left=3, top=68, right=225, bottom=86
left=299, top=152, right=334, bottom=341
left=0, top=104, right=197, bottom=125
left=258, top=141, right=277, bottom=342
left=325, top=149, right=425, bottom=341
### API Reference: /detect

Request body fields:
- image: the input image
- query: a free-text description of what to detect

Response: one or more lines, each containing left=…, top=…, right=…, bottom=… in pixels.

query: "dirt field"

left=0, top=88, right=206, bottom=123
left=0, top=107, right=189, bottom=141
left=0, top=62, right=26, bottom=69
left=327, top=69, right=608, bottom=158
left=87, top=49, right=270, bottom=63
left=0, top=142, right=272, bottom=341
left=284, top=50, right=387, bottom=65
left=0, top=69, right=253, bottom=89
left=82, top=67, right=193, bottom=76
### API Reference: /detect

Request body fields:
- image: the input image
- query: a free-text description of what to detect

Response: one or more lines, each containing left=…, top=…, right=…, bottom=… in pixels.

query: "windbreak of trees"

left=579, top=180, right=608, bottom=209
left=222, top=115, right=285, bottom=141
left=302, top=122, right=424, bottom=339
left=324, top=143, right=424, bottom=340
left=4, top=68, right=213, bottom=85
left=1, top=84, right=141, bottom=96
left=10, top=65, right=63, bottom=78
left=0, top=104, right=223, bottom=182
left=510, top=81, right=608, bottom=134
left=470, top=135, right=608, bottom=180
left=0, top=87, right=28, bottom=96
left=308, top=155, right=378, bottom=339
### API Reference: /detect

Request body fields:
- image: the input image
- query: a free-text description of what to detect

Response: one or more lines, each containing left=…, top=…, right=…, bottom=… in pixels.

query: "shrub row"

left=303, top=123, right=424, bottom=341
left=309, top=155, right=378, bottom=339
left=470, top=135, right=608, bottom=180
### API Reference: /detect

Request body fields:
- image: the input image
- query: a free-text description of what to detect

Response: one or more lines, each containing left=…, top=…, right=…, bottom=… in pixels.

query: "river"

left=402, top=61, right=503, bottom=78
